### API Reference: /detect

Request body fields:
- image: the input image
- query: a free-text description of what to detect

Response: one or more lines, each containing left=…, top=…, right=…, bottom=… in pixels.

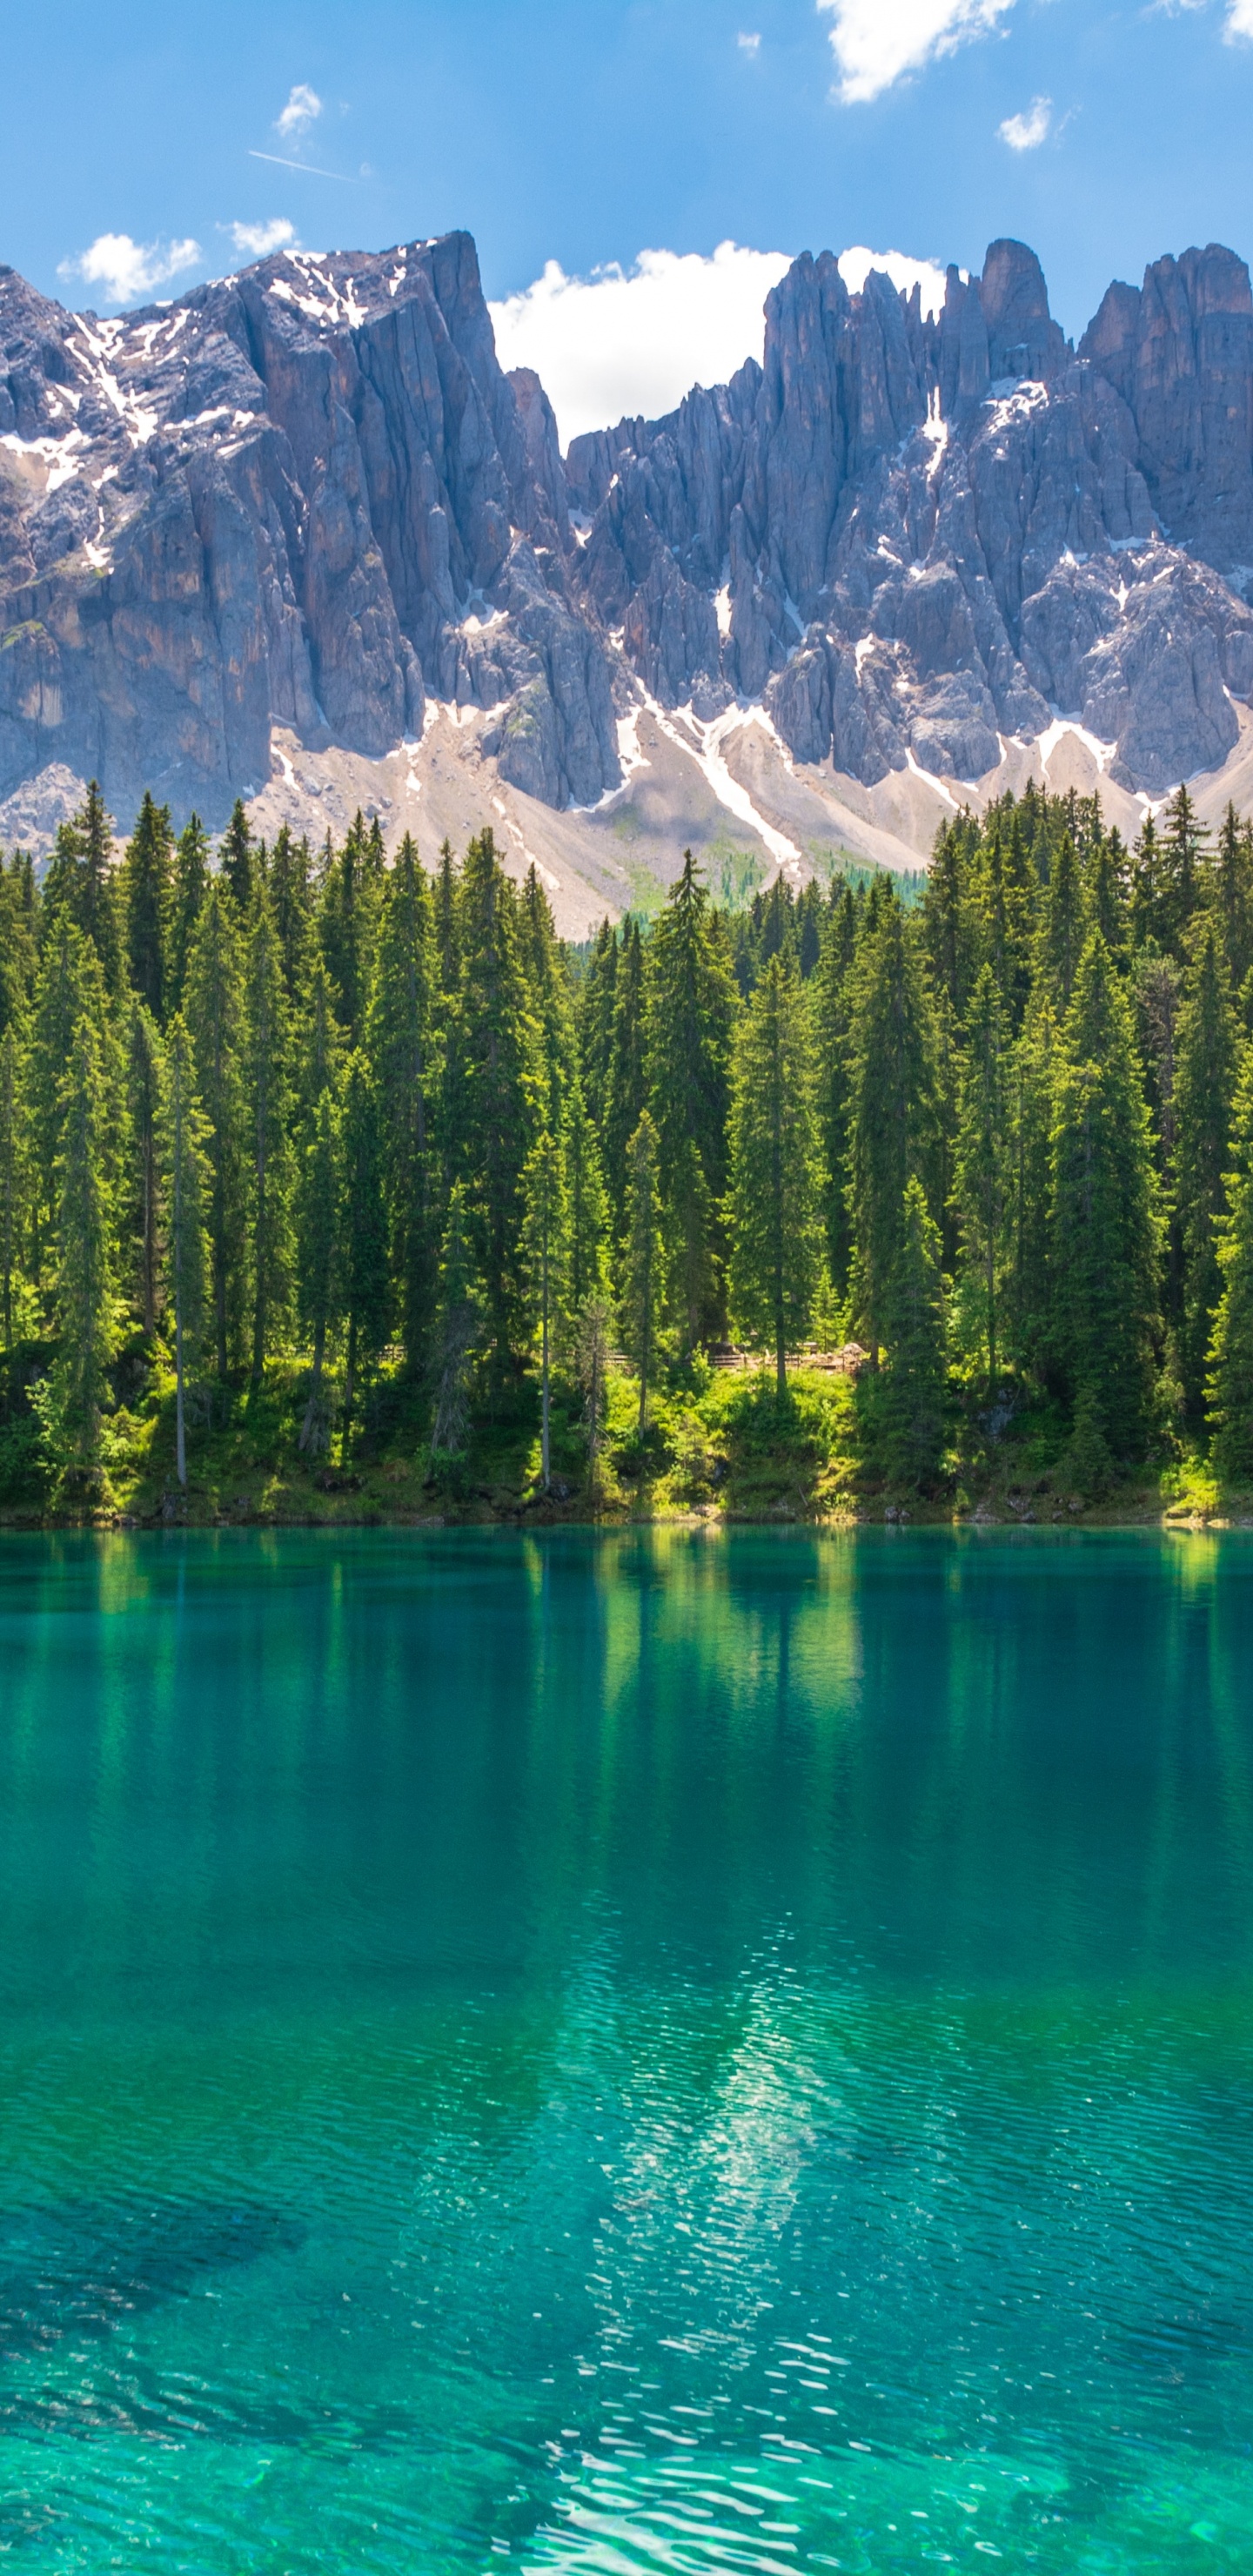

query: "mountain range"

left=4, top=226, right=1253, bottom=929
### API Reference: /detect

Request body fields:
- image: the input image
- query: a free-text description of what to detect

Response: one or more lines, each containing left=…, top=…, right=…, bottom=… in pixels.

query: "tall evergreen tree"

left=50, top=1016, right=119, bottom=1489
left=644, top=852, right=737, bottom=1348
left=0, top=1024, right=25, bottom=1352
left=727, top=956, right=822, bottom=1399
left=1208, top=1040, right=1253, bottom=1482
left=449, top=831, right=539, bottom=1366
left=878, top=1175, right=948, bottom=1488
left=430, top=1181, right=481, bottom=1464
left=953, top=964, right=1011, bottom=1384
left=28, top=916, right=111, bottom=1283
left=366, top=837, right=439, bottom=1377
left=243, top=894, right=293, bottom=1389
left=603, top=917, right=646, bottom=1230
left=269, top=826, right=315, bottom=1000
left=295, top=1085, right=342, bottom=1455
left=338, top=1051, right=390, bottom=1451
left=813, top=881, right=857, bottom=1298
left=219, top=801, right=256, bottom=910
left=580, top=921, right=618, bottom=1135
left=562, top=1068, right=609, bottom=1323
left=520, top=1129, right=569, bottom=1489
left=42, top=782, right=124, bottom=994
left=0, top=855, right=37, bottom=1036
left=160, top=1017, right=211, bottom=1489
left=126, top=1003, right=164, bottom=1335
left=184, top=887, right=248, bottom=1380
left=620, top=1110, right=665, bottom=1434
left=319, top=813, right=379, bottom=1045
left=166, top=815, right=211, bottom=1013
left=121, top=793, right=172, bottom=1017
left=1174, top=915, right=1239, bottom=1419
left=1049, top=930, right=1161, bottom=1452
left=846, top=892, right=939, bottom=1358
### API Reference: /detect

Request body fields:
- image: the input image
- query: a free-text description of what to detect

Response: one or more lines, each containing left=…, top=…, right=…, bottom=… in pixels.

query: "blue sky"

left=4, top=1, right=1253, bottom=439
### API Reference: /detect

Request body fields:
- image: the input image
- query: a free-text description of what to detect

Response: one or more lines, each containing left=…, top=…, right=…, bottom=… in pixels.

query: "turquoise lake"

left=2, top=1528, right=1253, bottom=2572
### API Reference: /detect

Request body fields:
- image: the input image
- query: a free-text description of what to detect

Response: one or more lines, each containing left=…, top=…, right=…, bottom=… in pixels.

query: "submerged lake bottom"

left=1, top=1527, right=1251, bottom=2573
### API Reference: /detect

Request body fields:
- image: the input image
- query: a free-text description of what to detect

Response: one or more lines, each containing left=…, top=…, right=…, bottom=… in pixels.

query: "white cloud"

left=276, top=83, right=322, bottom=138
left=999, top=93, right=1051, bottom=148
left=838, top=245, right=952, bottom=317
left=57, top=232, right=201, bottom=307
left=490, top=242, right=794, bottom=446
left=227, top=218, right=298, bottom=259
left=1226, top=1, right=1253, bottom=37
left=819, top=0, right=1015, bottom=104
left=738, top=30, right=762, bottom=54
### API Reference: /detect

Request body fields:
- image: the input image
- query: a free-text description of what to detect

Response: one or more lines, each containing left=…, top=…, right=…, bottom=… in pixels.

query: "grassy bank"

left=0, top=1345, right=1238, bottom=1532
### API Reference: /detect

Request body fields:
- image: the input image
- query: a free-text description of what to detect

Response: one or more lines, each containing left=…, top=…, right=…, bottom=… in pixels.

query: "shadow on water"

left=0, top=2197, right=305, bottom=2358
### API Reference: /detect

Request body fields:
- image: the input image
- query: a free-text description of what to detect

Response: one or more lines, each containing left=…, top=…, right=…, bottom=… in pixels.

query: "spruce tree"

left=219, top=801, right=255, bottom=910
left=451, top=831, right=539, bottom=1367
left=243, top=893, right=293, bottom=1389
left=184, top=887, right=248, bottom=1380
left=1049, top=930, right=1161, bottom=1452
left=51, top=1015, right=119, bottom=1491
left=580, top=921, right=618, bottom=1135
left=953, top=964, right=1011, bottom=1385
left=878, top=1175, right=948, bottom=1488
left=521, top=1129, right=569, bottom=1489
left=28, top=916, right=111, bottom=1284
left=366, top=836, right=439, bottom=1377
left=1207, top=1042, right=1253, bottom=1482
left=0, top=855, right=37, bottom=1036
left=166, top=815, right=210, bottom=1012
left=122, top=793, right=172, bottom=1017
left=1213, top=803, right=1253, bottom=991
left=269, top=826, right=315, bottom=1000
left=620, top=1110, right=666, bottom=1434
left=296, top=956, right=345, bottom=1130
left=296, top=1086, right=342, bottom=1456
left=813, top=881, right=857, bottom=1298
left=520, top=863, right=576, bottom=1130
left=0, top=1024, right=25, bottom=1352
left=430, top=1182, right=481, bottom=1464
left=1174, top=915, right=1239, bottom=1419
left=562, top=1068, right=609, bottom=1322
left=644, top=852, right=737, bottom=1348
left=126, top=1003, right=164, bottom=1335
left=846, top=892, right=939, bottom=1358
left=603, top=917, right=646, bottom=1229
left=160, top=1017, right=211, bottom=1489
left=319, top=814, right=379, bottom=1045
left=1033, top=831, right=1086, bottom=1016
left=727, top=955, right=822, bottom=1399
left=1004, top=996, right=1056, bottom=1382
left=338, top=1051, right=390, bottom=1452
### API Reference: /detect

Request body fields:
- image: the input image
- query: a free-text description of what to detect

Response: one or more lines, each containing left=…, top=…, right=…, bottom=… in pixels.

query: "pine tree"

left=126, top=1003, right=164, bottom=1335
left=430, top=1181, right=481, bottom=1463
left=319, top=814, right=379, bottom=1045
left=435, top=839, right=460, bottom=1000
left=51, top=1015, right=120, bottom=1490
left=338, top=1051, right=390, bottom=1452
left=0, top=1024, right=26, bottom=1352
left=1049, top=930, right=1161, bottom=1452
left=575, top=1295, right=612, bottom=1495
left=451, top=831, right=539, bottom=1366
left=1158, top=785, right=1209, bottom=957
left=269, top=826, right=315, bottom=1000
left=166, top=815, right=211, bottom=1012
left=645, top=852, right=738, bottom=1347
left=520, top=863, right=576, bottom=1130
left=160, top=1017, right=211, bottom=1489
left=603, top=917, right=646, bottom=1229
left=562, top=1068, right=609, bottom=1322
left=296, top=956, right=345, bottom=1130
left=1174, top=915, right=1239, bottom=1419
left=878, top=1175, right=948, bottom=1488
left=1207, top=1038, right=1253, bottom=1481
left=121, top=793, right=172, bottom=1017
left=580, top=920, right=618, bottom=1135
left=219, top=801, right=255, bottom=910
left=296, top=1085, right=342, bottom=1456
left=846, top=892, right=939, bottom=1358
left=0, top=855, right=37, bottom=1036
left=813, top=881, right=857, bottom=1298
left=184, top=887, right=248, bottom=1380
left=1033, top=831, right=1087, bottom=1016
left=243, top=893, right=293, bottom=1389
left=521, top=1129, right=569, bottom=1488
left=28, top=915, right=111, bottom=1283
left=366, top=836, right=439, bottom=1377
left=1213, top=803, right=1253, bottom=991
left=42, top=783, right=124, bottom=994
left=1004, top=996, right=1056, bottom=1381
left=953, top=964, right=1011, bottom=1385
left=727, top=955, right=822, bottom=1399
left=620, top=1110, right=666, bottom=1433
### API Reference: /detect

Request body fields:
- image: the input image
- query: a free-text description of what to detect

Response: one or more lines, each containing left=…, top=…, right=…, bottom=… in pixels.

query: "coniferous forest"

left=0, top=773, right=1251, bottom=1523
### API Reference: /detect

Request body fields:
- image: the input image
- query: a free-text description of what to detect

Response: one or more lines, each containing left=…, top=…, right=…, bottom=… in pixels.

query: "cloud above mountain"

left=490, top=243, right=793, bottom=446
left=57, top=232, right=201, bottom=307
left=819, top=0, right=1015, bottom=104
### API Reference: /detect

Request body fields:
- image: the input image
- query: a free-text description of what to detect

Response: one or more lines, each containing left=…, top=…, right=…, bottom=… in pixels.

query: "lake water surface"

left=2, top=1527, right=1252, bottom=2571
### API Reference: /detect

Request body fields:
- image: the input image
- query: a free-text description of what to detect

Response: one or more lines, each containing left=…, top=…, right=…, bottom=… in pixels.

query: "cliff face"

left=3, top=229, right=1253, bottom=834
